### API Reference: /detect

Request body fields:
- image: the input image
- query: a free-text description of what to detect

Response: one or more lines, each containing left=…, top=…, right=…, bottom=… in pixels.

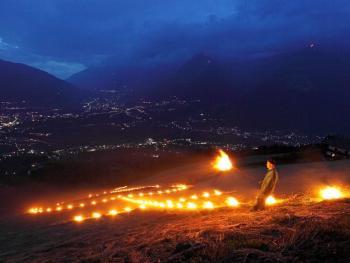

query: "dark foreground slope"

left=0, top=197, right=350, bottom=262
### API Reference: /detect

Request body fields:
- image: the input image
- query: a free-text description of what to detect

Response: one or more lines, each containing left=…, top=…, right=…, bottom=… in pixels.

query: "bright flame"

left=186, top=202, right=197, bottom=209
left=320, top=186, right=343, bottom=200
left=108, top=209, right=118, bottom=216
left=92, top=212, right=102, bottom=219
left=214, top=190, right=222, bottom=196
left=124, top=207, right=132, bottom=212
left=166, top=200, right=174, bottom=208
left=265, top=196, right=277, bottom=205
left=74, top=215, right=84, bottom=222
left=213, top=150, right=233, bottom=172
left=190, top=195, right=198, bottom=200
left=176, top=203, right=184, bottom=209
left=203, top=201, right=214, bottom=209
left=226, top=197, right=239, bottom=207
left=202, top=192, right=210, bottom=198
left=29, top=208, right=38, bottom=214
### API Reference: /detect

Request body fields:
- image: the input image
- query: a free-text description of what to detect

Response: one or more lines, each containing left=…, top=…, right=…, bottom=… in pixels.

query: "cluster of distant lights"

left=27, top=150, right=348, bottom=223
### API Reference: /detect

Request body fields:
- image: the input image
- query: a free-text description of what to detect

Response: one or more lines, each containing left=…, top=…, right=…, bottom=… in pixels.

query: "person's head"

left=266, top=159, right=276, bottom=170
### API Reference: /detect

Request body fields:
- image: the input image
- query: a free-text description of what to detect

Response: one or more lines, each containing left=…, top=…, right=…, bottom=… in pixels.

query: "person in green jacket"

left=252, top=159, right=279, bottom=211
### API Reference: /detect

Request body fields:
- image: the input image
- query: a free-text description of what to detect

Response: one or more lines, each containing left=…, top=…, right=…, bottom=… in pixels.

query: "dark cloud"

left=0, top=0, right=349, bottom=78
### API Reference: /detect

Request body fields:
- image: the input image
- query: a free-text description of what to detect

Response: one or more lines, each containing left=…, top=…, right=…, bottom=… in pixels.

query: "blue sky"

left=0, top=0, right=349, bottom=79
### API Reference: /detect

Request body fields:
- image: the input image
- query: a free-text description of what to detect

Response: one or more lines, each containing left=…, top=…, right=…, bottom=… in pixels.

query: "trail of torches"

left=28, top=183, right=244, bottom=221
left=27, top=183, right=350, bottom=222
left=26, top=148, right=350, bottom=223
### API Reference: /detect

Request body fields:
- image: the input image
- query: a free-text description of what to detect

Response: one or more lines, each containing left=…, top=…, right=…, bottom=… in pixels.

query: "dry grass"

left=1, top=197, right=350, bottom=262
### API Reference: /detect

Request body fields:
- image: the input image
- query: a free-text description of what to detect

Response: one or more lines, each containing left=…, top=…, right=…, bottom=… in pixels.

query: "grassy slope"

left=1, top=196, right=350, bottom=262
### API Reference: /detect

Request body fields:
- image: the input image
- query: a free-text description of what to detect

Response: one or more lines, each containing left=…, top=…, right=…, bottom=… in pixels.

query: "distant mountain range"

left=2, top=47, right=350, bottom=133
left=0, top=59, right=85, bottom=108
left=68, top=47, right=350, bottom=133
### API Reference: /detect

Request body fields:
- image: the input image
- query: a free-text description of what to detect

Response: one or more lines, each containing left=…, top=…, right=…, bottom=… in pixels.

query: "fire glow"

left=213, top=150, right=233, bottom=172
left=265, top=196, right=277, bottom=206
left=27, top=185, right=242, bottom=222
left=320, top=186, right=343, bottom=200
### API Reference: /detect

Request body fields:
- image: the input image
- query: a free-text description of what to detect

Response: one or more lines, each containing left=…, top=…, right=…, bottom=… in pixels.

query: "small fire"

left=74, top=215, right=84, bottom=222
left=226, top=197, right=239, bottom=207
left=265, top=196, right=277, bottom=205
left=320, top=186, right=343, bottom=200
left=124, top=207, right=132, bottom=212
left=203, top=201, right=215, bottom=209
left=92, top=212, right=102, bottom=219
left=186, top=202, right=197, bottom=209
left=213, top=150, right=233, bottom=172
left=108, top=209, right=118, bottom=216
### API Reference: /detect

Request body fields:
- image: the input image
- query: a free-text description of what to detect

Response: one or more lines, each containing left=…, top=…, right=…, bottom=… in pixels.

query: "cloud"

left=31, top=60, right=86, bottom=79
left=0, top=36, right=85, bottom=78
left=0, top=37, right=19, bottom=50
left=0, top=0, right=349, bottom=69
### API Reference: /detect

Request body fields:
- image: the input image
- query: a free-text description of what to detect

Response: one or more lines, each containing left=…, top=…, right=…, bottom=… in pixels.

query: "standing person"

left=252, top=159, right=279, bottom=211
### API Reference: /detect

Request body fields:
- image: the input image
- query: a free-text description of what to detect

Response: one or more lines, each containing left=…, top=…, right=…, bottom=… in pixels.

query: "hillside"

left=1, top=160, right=350, bottom=262
left=68, top=48, right=350, bottom=133
left=0, top=59, right=85, bottom=108
left=1, top=197, right=349, bottom=262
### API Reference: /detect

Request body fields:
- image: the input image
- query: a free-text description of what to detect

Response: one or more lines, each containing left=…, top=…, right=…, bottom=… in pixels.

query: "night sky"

left=0, top=0, right=349, bottom=79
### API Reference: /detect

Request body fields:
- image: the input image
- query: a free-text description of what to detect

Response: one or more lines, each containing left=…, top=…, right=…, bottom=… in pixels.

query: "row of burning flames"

left=28, top=184, right=345, bottom=223
left=27, top=150, right=347, bottom=223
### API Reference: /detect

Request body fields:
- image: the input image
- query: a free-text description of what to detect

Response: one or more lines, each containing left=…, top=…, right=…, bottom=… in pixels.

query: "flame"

left=108, top=209, right=118, bottom=216
left=74, top=215, right=84, bottom=222
left=320, top=186, right=343, bottom=200
left=92, top=212, right=102, bottom=219
left=226, top=197, right=239, bottom=207
left=124, top=207, right=132, bottom=212
left=186, top=202, right=197, bottom=209
left=214, top=190, right=222, bottom=196
left=265, top=196, right=277, bottom=205
left=213, top=150, right=233, bottom=172
left=203, top=201, right=215, bottom=209
left=202, top=192, right=210, bottom=198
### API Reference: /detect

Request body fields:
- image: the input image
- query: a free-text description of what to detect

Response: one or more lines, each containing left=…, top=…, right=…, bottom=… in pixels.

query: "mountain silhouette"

left=0, top=59, right=84, bottom=108
left=68, top=48, right=350, bottom=133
